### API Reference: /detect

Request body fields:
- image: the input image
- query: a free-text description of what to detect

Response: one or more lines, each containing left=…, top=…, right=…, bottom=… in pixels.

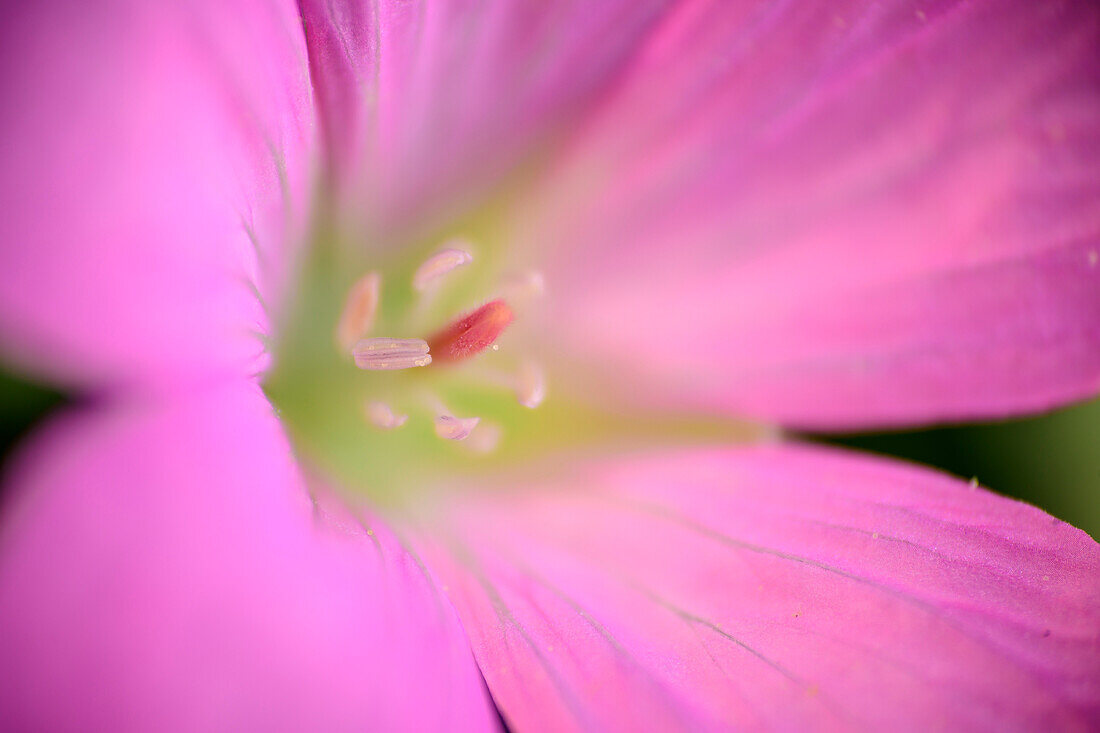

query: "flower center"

left=262, top=209, right=561, bottom=506
left=264, top=200, right=768, bottom=507
left=340, top=247, right=538, bottom=450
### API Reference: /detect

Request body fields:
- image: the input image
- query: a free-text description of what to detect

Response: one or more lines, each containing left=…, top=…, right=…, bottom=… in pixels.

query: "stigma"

left=427, top=299, right=514, bottom=364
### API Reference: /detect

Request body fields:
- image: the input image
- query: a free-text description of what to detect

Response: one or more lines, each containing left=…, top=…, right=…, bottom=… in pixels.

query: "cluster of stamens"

left=335, top=241, right=545, bottom=451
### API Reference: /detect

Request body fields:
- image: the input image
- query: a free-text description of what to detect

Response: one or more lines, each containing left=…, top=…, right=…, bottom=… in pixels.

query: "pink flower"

left=1, top=0, right=1098, bottom=730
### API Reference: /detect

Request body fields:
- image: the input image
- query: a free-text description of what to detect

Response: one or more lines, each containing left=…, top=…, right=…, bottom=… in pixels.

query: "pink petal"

left=0, top=1, right=315, bottom=389
left=298, top=0, right=674, bottom=231
left=0, top=383, right=497, bottom=731
left=521, top=0, right=1100, bottom=429
left=412, top=445, right=1100, bottom=730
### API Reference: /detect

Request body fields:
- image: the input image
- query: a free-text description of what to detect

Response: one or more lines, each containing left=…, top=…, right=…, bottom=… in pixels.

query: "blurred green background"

left=832, top=400, right=1099, bottom=539
left=0, top=364, right=1096, bottom=538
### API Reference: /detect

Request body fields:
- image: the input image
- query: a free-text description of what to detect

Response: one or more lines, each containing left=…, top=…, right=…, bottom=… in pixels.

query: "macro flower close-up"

left=1, top=0, right=1099, bottom=730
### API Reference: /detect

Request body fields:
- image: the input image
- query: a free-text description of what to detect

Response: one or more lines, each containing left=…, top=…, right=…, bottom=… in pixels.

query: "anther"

left=423, top=392, right=479, bottom=441
left=365, top=401, right=407, bottom=429
left=515, top=360, right=546, bottom=408
left=499, top=270, right=545, bottom=303
left=413, top=246, right=473, bottom=292
left=427, top=299, right=513, bottom=364
left=466, top=421, right=502, bottom=454
left=353, top=338, right=432, bottom=370
left=434, top=414, right=480, bottom=441
left=336, top=272, right=381, bottom=352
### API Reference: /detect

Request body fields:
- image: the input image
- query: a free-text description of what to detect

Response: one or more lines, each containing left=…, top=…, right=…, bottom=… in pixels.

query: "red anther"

left=427, top=299, right=514, bottom=363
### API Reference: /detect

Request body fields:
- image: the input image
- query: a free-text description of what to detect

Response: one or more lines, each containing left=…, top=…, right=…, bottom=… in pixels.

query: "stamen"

left=515, top=360, right=546, bottom=408
left=427, top=299, right=514, bottom=364
left=413, top=246, right=473, bottom=292
left=353, top=338, right=432, bottom=370
left=466, top=421, right=502, bottom=454
left=335, top=271, right=381, bottom=352
left=434, top=414, right=480, bottom=441
left=365, top=401, right=407, bottom=429
left=423, top=392, right=480, bottom=441
left=499, top=270, right=545, bottom=303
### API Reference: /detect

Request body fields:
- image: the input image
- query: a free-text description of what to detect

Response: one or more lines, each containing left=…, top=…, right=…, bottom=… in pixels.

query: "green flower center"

left=263, top=198, right=764, bottom=507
